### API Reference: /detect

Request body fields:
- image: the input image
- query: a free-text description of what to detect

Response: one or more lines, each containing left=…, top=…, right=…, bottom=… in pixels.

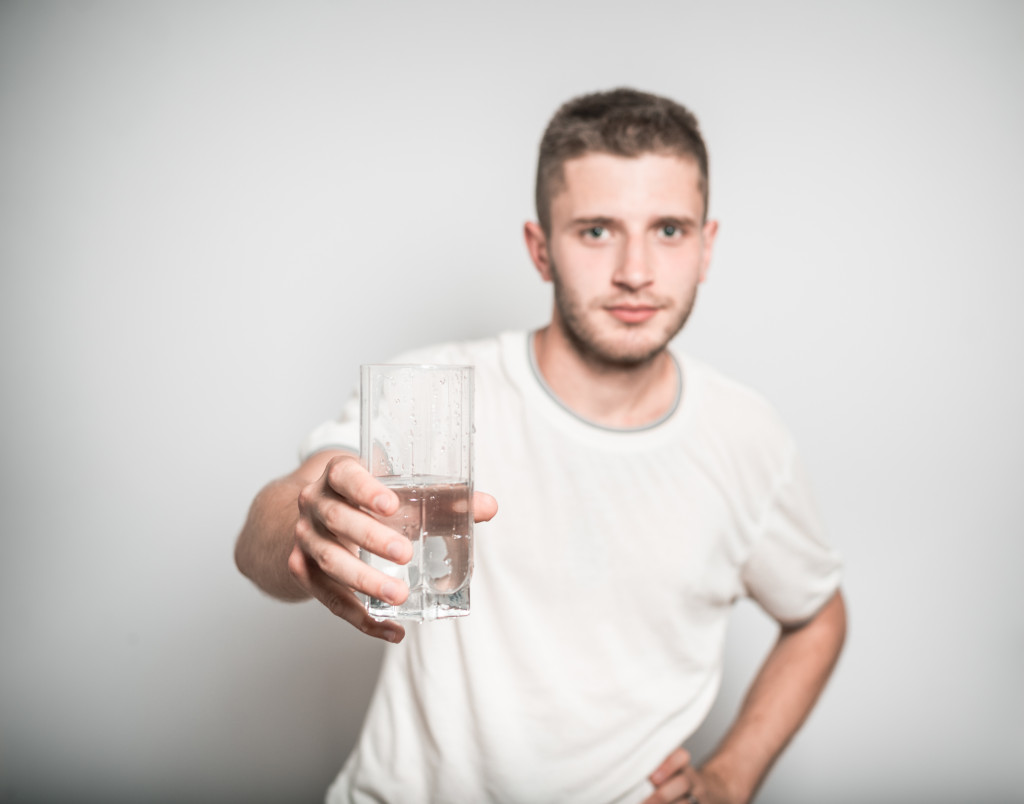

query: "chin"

left=575, top=327, right=674, bottom=368
left=553, top=295, right=692, bottom=368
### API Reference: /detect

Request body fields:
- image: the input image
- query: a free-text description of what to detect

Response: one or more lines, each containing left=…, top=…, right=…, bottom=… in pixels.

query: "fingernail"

left=381, top=581, right=399, bottom=602
left=373, top=493, right=393, bottom=513
left=385, top=541, right=406, bottom=561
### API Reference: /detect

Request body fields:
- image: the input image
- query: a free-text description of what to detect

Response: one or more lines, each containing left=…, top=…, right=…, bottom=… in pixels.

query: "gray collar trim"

left=526, top=331, right=683, bottom=433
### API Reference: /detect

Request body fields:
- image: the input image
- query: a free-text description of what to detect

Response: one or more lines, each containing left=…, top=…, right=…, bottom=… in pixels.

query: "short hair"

left=535, top=88, right=710, bottom=233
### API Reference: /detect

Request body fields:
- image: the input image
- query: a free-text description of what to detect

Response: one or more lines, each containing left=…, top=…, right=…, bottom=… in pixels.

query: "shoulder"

left=677, top=352, right=797, bottom=458
left=681, top=354, right=787, bottom=426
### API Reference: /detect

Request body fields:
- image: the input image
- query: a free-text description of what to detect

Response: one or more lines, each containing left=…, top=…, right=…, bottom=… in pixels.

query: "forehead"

left=553, top=152, right=705, bottom=221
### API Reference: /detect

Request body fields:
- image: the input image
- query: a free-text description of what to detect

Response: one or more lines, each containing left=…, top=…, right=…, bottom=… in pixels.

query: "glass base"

left=365, top=587, right=470, bottom=622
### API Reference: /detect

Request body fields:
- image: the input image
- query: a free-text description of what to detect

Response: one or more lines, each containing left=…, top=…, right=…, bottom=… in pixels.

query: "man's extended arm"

left=646, top=589, right=848, bottom=804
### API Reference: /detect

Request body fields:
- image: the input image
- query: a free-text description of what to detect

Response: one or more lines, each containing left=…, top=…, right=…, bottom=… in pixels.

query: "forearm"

left=234, top=450, right=347, bottom=600
left=235, top=475, right=310, bottom=600
left=700, top=590, right=847, bottom=803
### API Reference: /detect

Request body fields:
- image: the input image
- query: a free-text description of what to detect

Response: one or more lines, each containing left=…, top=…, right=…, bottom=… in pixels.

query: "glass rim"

left=360, top=363, right=474, bottom=371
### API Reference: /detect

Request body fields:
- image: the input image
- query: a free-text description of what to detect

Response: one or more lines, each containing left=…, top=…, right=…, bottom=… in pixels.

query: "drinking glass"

left=360, top=364, right=474, bottom=621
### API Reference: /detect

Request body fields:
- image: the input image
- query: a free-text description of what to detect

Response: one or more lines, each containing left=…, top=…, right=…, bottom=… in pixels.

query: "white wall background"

left=1, top=2, right=1022, bottom=802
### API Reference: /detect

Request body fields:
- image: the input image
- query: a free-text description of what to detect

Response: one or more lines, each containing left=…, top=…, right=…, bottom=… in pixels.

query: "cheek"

left=660, top=247, right=705, bottom=279
left=559, top=243, right=617, bottom=277
left=559, top=269, right=607, bottom=302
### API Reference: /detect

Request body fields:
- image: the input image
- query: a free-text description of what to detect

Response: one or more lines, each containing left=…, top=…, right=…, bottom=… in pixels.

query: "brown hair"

left=535, top=88, right=710, bottom=233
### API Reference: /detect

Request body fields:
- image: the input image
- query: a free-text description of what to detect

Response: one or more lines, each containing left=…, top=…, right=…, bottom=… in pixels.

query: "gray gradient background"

left=1, top=2, right=1022, bottom=802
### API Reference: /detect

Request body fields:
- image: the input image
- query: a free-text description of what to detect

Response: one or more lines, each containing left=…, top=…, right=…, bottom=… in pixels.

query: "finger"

left=293, top=516, right=409, bottom=605
left=649, top=747, right=692, bottom=787
left=324, top=456, right=399, bottom=516
left=641, top=770, right=696, bottom=804
left=305, top=456, right=411, bottom=561
left=472, top=491, right=498, bottom=523
left=289, top=546, right=406, bottom=643
left=299, top=483, right=413, bottom=564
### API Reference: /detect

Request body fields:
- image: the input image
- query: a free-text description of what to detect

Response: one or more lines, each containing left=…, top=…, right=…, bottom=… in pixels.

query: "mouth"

left=606, top=305, right=659, bottom=324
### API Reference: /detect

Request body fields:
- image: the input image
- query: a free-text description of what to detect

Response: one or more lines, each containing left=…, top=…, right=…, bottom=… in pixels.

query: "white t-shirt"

left=301, top=331, right=842, bottom=804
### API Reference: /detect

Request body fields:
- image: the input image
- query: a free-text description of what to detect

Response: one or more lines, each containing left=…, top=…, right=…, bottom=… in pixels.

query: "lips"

left=607, top=305, right=659, bottom=324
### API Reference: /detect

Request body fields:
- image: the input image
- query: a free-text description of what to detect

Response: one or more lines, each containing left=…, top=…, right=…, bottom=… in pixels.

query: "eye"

left=585, top=224, right=614, bottom=239
left=660, top=224, right=682, bottom=238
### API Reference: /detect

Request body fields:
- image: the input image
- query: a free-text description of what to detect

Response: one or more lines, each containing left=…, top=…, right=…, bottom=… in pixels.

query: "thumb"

left=473, top=491, right=498, bottom=523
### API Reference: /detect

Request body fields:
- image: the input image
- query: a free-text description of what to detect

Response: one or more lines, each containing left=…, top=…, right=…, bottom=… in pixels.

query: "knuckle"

left=666, top=748, right=688, bottom=770
left=296, top=482, right=317, bottom=512
left=328, top=455, right=359, bottom=490
left=322, top=591, right=349, bottom=618
left=321, top=500, right=350, bottom=535
left=286, top=548, right=305, bottom=580
left=338, top=460, right=382, bottom=505
left=310, top=540, right=336, bottom=574
left=293, top=516, right=316, bottom=549
left=356, top=614, right=378, bottom=636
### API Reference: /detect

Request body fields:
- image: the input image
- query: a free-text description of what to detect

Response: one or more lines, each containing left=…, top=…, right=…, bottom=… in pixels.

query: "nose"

left=611, top=236, right=654, bottom=291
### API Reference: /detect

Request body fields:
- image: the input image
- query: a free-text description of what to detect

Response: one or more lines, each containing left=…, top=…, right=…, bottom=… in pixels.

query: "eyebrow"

left=570, top=216, right=617, bottom=227
left=654, top=215, right=699, bottom=228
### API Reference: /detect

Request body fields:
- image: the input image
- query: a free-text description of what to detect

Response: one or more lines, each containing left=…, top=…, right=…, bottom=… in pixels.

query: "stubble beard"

left=549, top=260, right=698, bottom=370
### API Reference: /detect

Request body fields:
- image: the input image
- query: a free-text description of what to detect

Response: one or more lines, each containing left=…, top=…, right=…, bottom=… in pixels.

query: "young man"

left=235, top=88, right=846, bottom=804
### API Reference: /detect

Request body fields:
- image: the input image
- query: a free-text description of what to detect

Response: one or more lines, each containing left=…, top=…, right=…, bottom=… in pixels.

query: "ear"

left=523, top=221, right=553, bottom=282
left=698, top=219, right=719, bottom=283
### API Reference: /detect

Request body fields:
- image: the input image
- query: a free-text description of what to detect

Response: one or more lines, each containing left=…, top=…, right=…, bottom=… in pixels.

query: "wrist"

left=697, top=759, right=752, bottom=804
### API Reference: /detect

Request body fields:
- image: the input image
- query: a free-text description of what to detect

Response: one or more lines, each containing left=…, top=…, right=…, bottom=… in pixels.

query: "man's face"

left=528, top=152, right=718, bottom=368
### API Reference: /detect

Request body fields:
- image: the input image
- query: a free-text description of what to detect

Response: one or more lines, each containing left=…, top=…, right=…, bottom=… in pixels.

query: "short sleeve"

left=741, top=448, right=843, bottom=625
left=298, top=387, right=360, bottom=461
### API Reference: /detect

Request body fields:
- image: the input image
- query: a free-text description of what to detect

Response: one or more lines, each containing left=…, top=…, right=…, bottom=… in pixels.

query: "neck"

left=531, top=326, right=680, bottom=429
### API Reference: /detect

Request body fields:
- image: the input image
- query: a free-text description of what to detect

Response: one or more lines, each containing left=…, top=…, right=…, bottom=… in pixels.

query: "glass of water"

left=360, top=364, right=474, bottom=621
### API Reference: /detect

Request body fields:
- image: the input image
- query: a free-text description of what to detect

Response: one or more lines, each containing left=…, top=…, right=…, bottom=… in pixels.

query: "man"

left=235, top=88, right=846, bottom=804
